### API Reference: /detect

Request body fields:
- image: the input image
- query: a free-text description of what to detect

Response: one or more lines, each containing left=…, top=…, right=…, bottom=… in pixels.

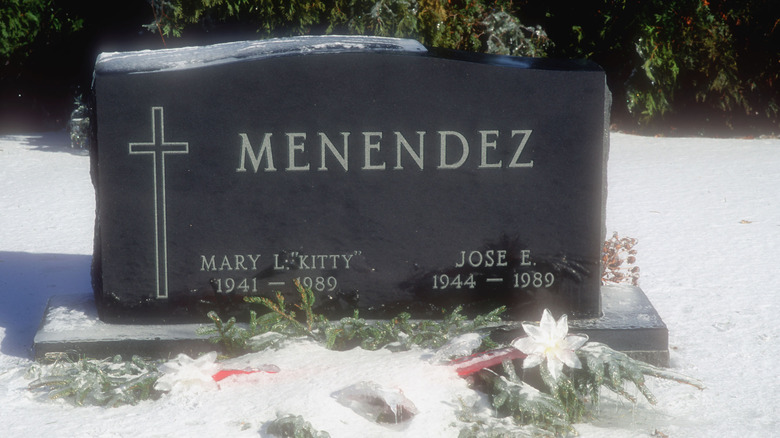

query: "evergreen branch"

left=322, top=306, right=505, bottom=352
left=475, top=365, right=571, bottom=434
left=292, top=278, right=318, bottom=332
left=28, top=355, right=162, bottom=407
left=244, top=282, right=328, bottom=340
left=574, top=342, right=704, bottom=407
left=460, top=339, right=703, bottom=433
left=636, top=364, right=706, bottom=390
left=197, top=311, right=250, bottom=357
left=266, top=413, right=331, bottom=438
left=246, top=292, right=306, bottom=334
left=538, top=363, right=590, bottom=422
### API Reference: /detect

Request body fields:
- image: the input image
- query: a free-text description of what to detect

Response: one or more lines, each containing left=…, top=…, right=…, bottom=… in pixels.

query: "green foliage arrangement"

left=325, top=305, right=504, bottom=351
left=27, top=354, right=161, bottom=407
left=491, top=363, right=568, bottom=427
left=198, top=278, right=504, bottom=355
left=28, top=287, right=702, bottom=437
left=31, top=231, right=689, bottom=434
left=199, top=232, right=641, bottom=357
left=455, top=311, right=704, bottom=436
left=198, top=310, right=258, bottom=357
left=197, top=279, right=325, bottom=357
left=458, top=347, right=704, bottom=437
left=195, top=280, right=704, bottom=435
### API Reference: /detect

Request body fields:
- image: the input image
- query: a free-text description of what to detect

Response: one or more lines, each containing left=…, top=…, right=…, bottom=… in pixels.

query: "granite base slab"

left=569, top=285, right=669, bottom=366
left=34, top=285, right=668, bottom=366
left=33, top=294, right=215, bottom=360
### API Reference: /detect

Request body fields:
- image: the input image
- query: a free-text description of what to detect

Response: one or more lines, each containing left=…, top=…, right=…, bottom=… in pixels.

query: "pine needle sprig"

left=322, top=305, right=506, bottom=352
left=572, top=342, right=704, bottom=406
left=28, top=355, right=162, bottom=407
left=460, top=339, right=703, bottom=433
left=245, top=279, right=326, bottom=337
left=324, top=311, right=407, bottom=351
left=537, top=362, right=590, bottom=423
left=197, top=311, right=254, bottom=357
left=474, top=364, right=571, bottom=434
left=266, top=413, right=331, bottom=438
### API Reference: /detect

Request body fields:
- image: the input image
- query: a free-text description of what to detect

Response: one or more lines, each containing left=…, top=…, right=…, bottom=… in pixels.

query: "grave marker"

left=92, top=35, right=611, bottom=323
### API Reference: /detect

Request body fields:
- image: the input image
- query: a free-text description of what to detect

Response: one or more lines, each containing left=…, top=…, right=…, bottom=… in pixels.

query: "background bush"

left=2, top=0, right=777, bottom=135
left=1, top=0, right=83, bottom=131
left=513, top=0, right=779, bottom=134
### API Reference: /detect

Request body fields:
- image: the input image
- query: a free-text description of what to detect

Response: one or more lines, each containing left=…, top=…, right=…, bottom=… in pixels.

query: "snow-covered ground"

left=0, top=131, right=778, bottom=437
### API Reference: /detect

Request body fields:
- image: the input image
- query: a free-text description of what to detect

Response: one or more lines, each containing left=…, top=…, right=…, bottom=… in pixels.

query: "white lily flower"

left=511, top=309, right=588, bottom=381
left=154, top=351, right=221, bottom=392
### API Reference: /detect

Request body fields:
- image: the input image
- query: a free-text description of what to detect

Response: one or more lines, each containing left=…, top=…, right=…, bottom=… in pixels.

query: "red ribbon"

left=212, top=368, right=279, bottom=382
left=450, top=347, right=527, bottom=376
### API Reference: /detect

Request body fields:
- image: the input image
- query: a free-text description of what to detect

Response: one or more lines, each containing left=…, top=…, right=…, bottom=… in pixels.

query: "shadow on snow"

left=0, top=131, right=88, bottom=156
left=0, top=251, right=92, bottom=358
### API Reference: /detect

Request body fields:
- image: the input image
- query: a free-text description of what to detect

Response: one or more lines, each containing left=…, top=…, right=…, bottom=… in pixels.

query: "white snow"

left=96, top=36, right=427, bottom=74
left=1, top=131, right=779, bottom=436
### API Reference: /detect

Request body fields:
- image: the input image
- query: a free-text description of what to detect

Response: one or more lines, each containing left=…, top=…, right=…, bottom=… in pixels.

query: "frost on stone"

left=333, top=381, right=418, bottom=424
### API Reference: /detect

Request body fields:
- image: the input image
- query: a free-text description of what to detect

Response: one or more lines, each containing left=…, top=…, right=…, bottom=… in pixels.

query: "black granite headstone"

left=92, top=35, right=610, bottom=323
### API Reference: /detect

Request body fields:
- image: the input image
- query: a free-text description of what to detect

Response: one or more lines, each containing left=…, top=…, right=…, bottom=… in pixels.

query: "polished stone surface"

left=93, top=36, right=609, bottom=323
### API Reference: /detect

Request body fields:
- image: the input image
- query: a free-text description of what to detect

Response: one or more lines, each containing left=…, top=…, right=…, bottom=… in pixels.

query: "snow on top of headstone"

left=95, top=35, right=427, bottom=74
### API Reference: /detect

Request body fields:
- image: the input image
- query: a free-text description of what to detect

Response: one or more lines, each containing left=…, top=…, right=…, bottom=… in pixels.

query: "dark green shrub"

left=8, top=1, right=774, bottom=132
left=0, top=0, right=83, bottom=61
left=147, top=0, right=549, bottom=54
left=514, top=0, right=778, bottom=132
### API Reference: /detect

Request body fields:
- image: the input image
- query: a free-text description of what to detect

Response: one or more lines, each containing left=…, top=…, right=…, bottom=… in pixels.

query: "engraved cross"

left=129, top=107, right=189, bottom=299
